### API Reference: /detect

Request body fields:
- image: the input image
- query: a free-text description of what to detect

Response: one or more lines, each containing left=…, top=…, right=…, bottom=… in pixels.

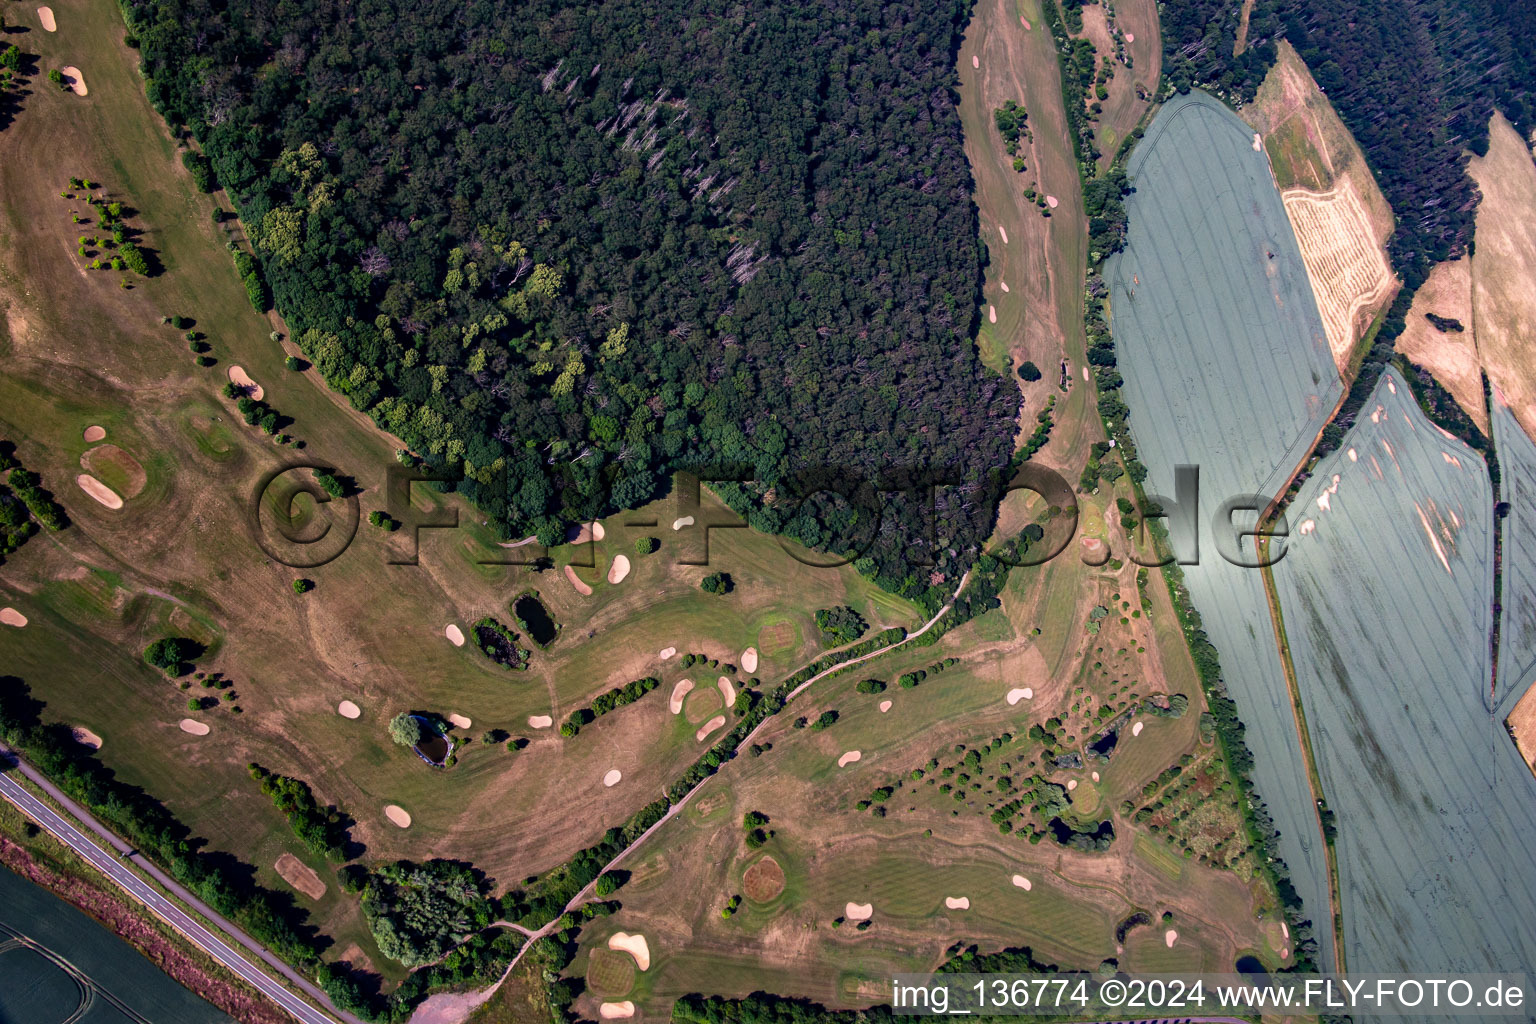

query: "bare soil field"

left=1395, top=258, right=1486, bottom=432
left=1468, top=112, right=1536, bottom=442
left=1279, top=183, right=1395, bottom=369
left=274, top=852, right=327, bottom=901
left=1510, top=682, right=1536, bottom=777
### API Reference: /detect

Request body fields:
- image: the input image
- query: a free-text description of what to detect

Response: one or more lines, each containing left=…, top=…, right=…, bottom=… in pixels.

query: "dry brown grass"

left=1509, top=683, right=1536, bottom=778
left=1395, top=258, right=1486, bottom=433
left=274, top=852, right=327, bottom=901
left=1469, top=113, right=1536, bottom=442
left=742, top=855, right=786, bottom=902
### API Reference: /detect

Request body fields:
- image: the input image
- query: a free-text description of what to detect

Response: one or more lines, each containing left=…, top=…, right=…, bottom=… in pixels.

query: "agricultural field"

left=1395, top=258, right=1485, bottom=433
left=0, top=860, right=230, bottom=1023
left=1468, top=113, right=1536, bottom=444
left=1494, top=400, right=1536, bottom=775
left=1240, top=40, right=1397, bottom=372
left=1272, top=368, right=1536, bottom=973
left=1105, top=88, right=1344, bottom=968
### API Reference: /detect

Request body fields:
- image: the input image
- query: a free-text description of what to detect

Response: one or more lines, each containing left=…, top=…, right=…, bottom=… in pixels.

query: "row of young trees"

left=119, top=0, right=1020, bottom=600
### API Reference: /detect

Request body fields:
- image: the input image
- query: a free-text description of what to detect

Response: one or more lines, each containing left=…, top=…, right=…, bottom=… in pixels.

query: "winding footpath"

left=0, top=747, right=354, bottom=1024
left=411, top=569, right=973, bottom=1022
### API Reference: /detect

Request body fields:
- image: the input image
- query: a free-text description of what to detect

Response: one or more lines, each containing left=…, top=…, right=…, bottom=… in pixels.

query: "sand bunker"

left=672, top=516, right=694, bottom=530
left=1131, top=721, right=1144, bottom=737
left=695, top=714, right=726, bottom=741
left=607, top=554, right=631, bottom=584
left=1045, top=195, right=1059, bottom=208
left=1252, top=132, right=1263, bottom=152
left=337, top=700, right=361, bottom=719
left=72, top=726, right=102, bottom=749
left=37, top=6, right=56, bottom=31
left=837, top=750, right=862, bottom=767
left=275, top=852, right=326, bottom=901
left=669, top=679, right=695, bottom=714
left=528, top=714, right=553, bottom=728
left=608, top=932, right=651, bottom=971
left=0, top=608, right=26, bottom=628
left=178, top=718, right=210, bottom=736
left=1012, top=874, right=1033, bottom=891
left=999, top=226, right=1008, bottom=244
left=972, top=55, right=979, bottom=69
left=879, top=700, right=892, bottom=713
left=717, top=676, right=736, bottom=705
left=80, top=445, right=146, bottom=498
left=988, top=305, right=997, bottom=323
left=659, top=646, right=677, bottom=660
left=740, top=647, right=758, bottom=673
left=82, top=425, right=105, bottom=442
left=599, top=1003, right=635, bottom=1020
left=844, top=902, right=873, bottom=921
left=564, top=564, right=593, bottom=595
left=446, top=713, right=472, bottom=729
left=1000, top=281, right=1009, bottom=293
left=1123, top=31, right=1133, bottom=42
left=945, top=896, right=970, bottom=910
left=1006, top=687, right=1033, bottom=705
left=1019, top=16, right=1031, bottom=29
left=603, top=769, right=622, bottom=787
left=445, top=624, right=465, bottom=646
left=61, top=66, right=86, bottom=96
left=76, top=474, right=123, bottom=509
left=1091, top=771, right=1100, bottom=782
left=1164, top=929, right=1178, bottom=947
left=568, top=521, right=606, bottom=544
left=227, top=365, right=263, bottom=400
left=385, top=805, right=412, bottom=828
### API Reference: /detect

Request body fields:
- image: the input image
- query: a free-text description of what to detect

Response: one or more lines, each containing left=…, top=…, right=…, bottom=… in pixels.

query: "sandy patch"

left=1123, top=31, right=1133, bottom=42
left=1253, top=132, right=1263, bottom=152
left=603, top=769, right=623, bottom=787
left=1045, top=195, right=1058, bottom=208
left=82, top=424, right=105, bottom=442
left=528, top=714, right=553, bottom=728
left=837, top=750, right=862, bottom=767
left=227, top=365, right=263, bottom=400
left=879, top=700, right=892, bottom=712
left=1012, top=874, right=1033, bottom=891
left=568, top=521, right=606, bottom=544
left=564, top=564, right=593, bottom=595
left=608, top=932, right=651, bottom=971
left=972, top=55, right=979, bottom=69
left=668, top=679, right=695, bottom=714
left=275, top=853, right=327, bottom=901
left=607, top=554, right=631, bottom=584
left=1067, top=779, right=1078, bottom=791
left=76, top=474, right=123, bottom=509
left=445, top=624, right=465, bottom=646
left=695, top=714, right=726, bottom=742
left=844, top=902, right=873, bottom=921
left=671, top=516, right=694, bottom=530
left=337, top=700, right=361, bottom=719
left=72, top=726, right=102, bottom=749
left=1006, top=687, right=1033, bottom=705
left=599, top=1003, right=635, bottom=1019
left=1019, top=16, right=1030, bottom=30
left=178, top=718, right=210, bottom=736
left=1164, top=929, right=1178, bottom=947
left=60, top=66, right=86, bottom=95
left=384, top=805, right=411, bottom=828
left=1000, top=281, right=1009, bottom=292
left=988, top=305, right=996, bottom=323
left=1091, top=771, right=1100, bottom=782
left=717, top=676, right=736, bottom=705
left=0, top=608, right=26, bottom=628
left=37, top=6, right=56, bottom=31
left=999, top=225, right=1009, bottom=244
left=446, top=713, right=472, bottom=729
left=944, top=896, right=970, bottom=910
left=659, top=646, right=677, bottom=660
left=740, top=647, right=757, bottom=673
left=1132, top=721, right=1144, bottom=737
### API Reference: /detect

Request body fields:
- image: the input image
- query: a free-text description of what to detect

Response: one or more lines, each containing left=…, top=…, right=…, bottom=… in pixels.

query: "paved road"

left=0, top=752, right=342, bottom=1024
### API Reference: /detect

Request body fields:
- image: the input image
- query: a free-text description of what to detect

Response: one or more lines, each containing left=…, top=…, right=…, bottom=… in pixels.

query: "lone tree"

left=700, top=571, right=733, bottom=595
left=292, top=578, right=314, bottom=594
left=1018, top=360, right=1042, bottom=382
left=388, top=713, right=427, bottom=747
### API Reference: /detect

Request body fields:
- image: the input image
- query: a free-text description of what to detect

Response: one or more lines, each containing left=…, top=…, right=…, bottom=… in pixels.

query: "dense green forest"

left=1159, top=0, right=1280, bottom=102
left=119, top=0, right=1019, bottom=602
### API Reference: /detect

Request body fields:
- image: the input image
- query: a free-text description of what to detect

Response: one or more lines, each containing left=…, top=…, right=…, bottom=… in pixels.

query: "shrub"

left=387, top=713, right=426, bottom=747
left=700, top=571, right=732, bottom=594
left=635, top=536, right=659, bottom=555
left=143, top=637, right=196, bottom=674
left=292, top=578, right=314, bottom=594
